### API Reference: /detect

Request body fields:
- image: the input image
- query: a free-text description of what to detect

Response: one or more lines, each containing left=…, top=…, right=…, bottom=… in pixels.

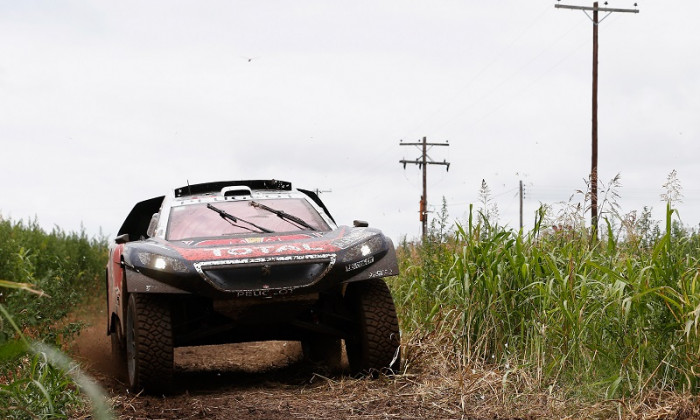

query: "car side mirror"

left=146, top=213, right=159, bottom=238
left=353, top=220, right=369, bottom=228
left=115, top=233, right=130, bottom=244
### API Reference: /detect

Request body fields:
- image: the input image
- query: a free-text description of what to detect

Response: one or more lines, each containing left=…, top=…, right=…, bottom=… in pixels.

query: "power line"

left=425, top=11, right=587, bottom=133
left=406, top=4, right=554, bottom=135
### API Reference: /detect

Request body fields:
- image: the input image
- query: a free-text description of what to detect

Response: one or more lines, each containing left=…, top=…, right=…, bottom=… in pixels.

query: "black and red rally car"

left=106, top=180, right=401, bottom=392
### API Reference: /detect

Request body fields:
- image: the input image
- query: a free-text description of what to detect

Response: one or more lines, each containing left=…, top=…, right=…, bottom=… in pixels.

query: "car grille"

left=193, top=254, right=336, bottom=293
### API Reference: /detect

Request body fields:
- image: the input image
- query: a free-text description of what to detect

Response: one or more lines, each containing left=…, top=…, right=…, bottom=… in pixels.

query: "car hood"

left=120, top=225, right=398, bottom=296
left=123, top=226, right=387, bottom=267
left=178, top=226, right=382, bottom=260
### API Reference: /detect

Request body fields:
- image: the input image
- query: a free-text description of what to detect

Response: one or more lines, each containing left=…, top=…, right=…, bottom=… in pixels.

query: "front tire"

left=110, top=318, right=126, bottom=380
left=345, top=279, right=401, bottom=375
left=126, top=294, right=174, bottom=393
left=302, top=336, right=342, bottom=370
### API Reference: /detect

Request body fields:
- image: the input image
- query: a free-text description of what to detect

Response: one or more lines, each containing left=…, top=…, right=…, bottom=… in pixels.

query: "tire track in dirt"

left=68, top=297, right=523, bottom=419
left=67, top=298, right=418, bottom=419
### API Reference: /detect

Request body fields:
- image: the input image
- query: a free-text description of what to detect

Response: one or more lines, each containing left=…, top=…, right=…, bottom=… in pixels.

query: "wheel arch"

left=108, top=255, right=129, bottom=338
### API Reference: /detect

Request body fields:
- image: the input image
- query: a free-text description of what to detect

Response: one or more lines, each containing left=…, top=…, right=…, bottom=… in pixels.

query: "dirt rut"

left=69, top=300, right=450, bottom=419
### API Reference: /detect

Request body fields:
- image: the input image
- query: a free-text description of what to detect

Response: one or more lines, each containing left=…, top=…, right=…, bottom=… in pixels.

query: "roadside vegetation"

left=0, top=216, right=109, bottom=419
left=389, top=174, right=700, bottom=417
left=2, top=172, right=699, bottom=418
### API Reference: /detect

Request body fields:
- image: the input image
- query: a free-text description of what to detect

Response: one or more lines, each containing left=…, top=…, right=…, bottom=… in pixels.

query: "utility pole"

left=555, top=1, right=638, bottom=234
left=519, top=180, right=524, bottom=230
left=314, top=188, right=331, bottom=196
left=399, top=137, right=450, bottom=239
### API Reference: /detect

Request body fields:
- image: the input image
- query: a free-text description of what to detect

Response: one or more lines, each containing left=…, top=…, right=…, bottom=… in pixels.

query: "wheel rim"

left=126, top=301, right=136, bottom=387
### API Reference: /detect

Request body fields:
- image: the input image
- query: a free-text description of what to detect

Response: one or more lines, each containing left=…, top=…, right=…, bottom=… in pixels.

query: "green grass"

left=390, top=203, right=700, bottom=399
left=2, top=199, right=699, bottom=415
left=0, top=215, right=110, bottom=419
left=0, top=217, right=106, bottom=338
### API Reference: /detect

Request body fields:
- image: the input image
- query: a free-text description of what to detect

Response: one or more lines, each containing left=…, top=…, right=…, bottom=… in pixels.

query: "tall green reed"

left=392, top=204, right=700, bottom=397
left=0, top=217, right=107, bottom=337
left=0, top=303, right=113, bottom=419
left=0, top=215, right=111, bottom=418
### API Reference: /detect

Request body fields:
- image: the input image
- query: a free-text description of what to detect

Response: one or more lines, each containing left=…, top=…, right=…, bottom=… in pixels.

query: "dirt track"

left=68, top=300, right=700, bottom=420
left=70, top=301, right=468, bottom=420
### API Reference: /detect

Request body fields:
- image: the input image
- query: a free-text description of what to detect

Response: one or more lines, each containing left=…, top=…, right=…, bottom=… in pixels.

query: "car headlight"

left=137, top=252, right=188, bottom=273
left=344, top=235, right=386, bottom=272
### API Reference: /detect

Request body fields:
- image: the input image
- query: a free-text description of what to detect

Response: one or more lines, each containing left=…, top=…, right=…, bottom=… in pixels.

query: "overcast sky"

left=1, top=1, right=698, bottom=242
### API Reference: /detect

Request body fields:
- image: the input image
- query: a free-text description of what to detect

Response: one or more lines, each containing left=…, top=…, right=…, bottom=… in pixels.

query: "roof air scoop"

left=221, top=186, right=253, bottom=199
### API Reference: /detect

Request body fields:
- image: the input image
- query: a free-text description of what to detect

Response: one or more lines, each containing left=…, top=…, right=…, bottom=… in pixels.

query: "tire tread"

left=346, top=279, right=401, bottom=374
left=129, top=294, right=173, bottom=393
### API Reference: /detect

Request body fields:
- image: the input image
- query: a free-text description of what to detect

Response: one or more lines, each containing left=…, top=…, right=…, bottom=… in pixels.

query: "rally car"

left=106, top=179, right=401, bottom=392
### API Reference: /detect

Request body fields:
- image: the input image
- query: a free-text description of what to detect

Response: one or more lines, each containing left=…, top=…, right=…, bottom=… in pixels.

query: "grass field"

left=0, top=216, right=108, bottom=419
left=390, top=201, right=700, bottom=406
left=1, top=198, right=699, bottom=418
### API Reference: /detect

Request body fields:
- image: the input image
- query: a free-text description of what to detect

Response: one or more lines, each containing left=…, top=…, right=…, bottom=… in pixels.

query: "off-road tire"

left=345, top=279, right=401, bottom=375
left=302, top=336, right=342, bottom=370
left=126, top=293, right=174, bottom=393
left=111, top=327, right=124, bottom=359
left=110, top=319, right=126, bottom=380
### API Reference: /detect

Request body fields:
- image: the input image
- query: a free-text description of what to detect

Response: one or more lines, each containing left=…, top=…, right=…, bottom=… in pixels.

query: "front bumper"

left=123, top=230, right=399, bottom=299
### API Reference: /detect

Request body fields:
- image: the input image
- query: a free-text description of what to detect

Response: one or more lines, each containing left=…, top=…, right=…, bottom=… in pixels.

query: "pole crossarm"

left=555, top=4, right=639, bottom=13
left=399, top=159, right=450, bottom=168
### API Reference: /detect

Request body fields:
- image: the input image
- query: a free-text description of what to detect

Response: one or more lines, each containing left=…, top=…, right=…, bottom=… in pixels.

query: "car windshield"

left=166, top=198, right=330, bottom=240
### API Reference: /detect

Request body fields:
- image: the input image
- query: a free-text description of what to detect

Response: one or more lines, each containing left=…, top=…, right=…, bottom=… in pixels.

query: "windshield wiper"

left=250, top=201, right=317, bottom=231
left=206, top=204, right=273, bottom=233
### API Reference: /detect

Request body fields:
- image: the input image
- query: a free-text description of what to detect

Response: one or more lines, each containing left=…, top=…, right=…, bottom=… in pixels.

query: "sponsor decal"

left=234, top=287, right=294, bottom=298
left=194, top=234, right=317, bottom=247
left=368, top=268, right=395, bottom=278
left=345, top=256, right=375, bottom=272
left=208, top=242, right=330, bottom=258
left=175, top=238, right=339, bottom=261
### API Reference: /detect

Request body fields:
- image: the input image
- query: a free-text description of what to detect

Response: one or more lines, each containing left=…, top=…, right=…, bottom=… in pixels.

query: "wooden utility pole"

left=519, top=180, right=524, bottom=230
left=592, top=2, right=599, bottom=234
left=400, top=137, right=450, bottom=239
left=555, top=1, right=638, bottom=234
